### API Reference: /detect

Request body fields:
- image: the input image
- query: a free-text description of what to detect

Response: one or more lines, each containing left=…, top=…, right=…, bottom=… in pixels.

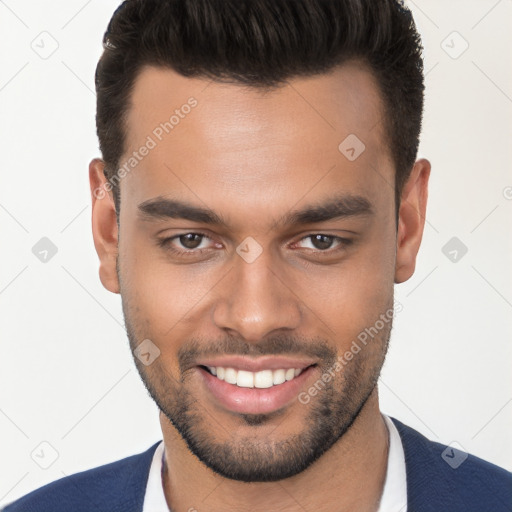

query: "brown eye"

left=179, top=233, right=204, bottom=249
left=157, top=231, right=221, bottom=258
left=294, top=234, right=352, bottom=253
left=309, top=234, right=335, bottom=250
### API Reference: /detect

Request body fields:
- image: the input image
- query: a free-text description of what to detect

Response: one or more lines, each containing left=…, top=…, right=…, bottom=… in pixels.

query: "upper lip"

left=195, top=355, right=317, bottom=372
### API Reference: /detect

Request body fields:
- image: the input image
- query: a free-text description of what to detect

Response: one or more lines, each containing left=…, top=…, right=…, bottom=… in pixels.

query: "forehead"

left=121, top=62, right=394, bottom=228
left=126, top=61, right=386, bottom=148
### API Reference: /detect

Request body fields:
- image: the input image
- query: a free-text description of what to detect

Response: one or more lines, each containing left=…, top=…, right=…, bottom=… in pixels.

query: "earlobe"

left=89, top=158, right=120, bottom=294
left=394, top=158, right=431, bottom=284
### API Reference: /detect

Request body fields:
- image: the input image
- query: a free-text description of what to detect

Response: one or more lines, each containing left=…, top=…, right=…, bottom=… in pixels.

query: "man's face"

left=93, top=62, right=414, bottom=481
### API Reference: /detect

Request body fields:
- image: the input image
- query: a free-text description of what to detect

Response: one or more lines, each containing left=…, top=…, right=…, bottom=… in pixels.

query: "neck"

left=160, top=388, right=389, bottom=512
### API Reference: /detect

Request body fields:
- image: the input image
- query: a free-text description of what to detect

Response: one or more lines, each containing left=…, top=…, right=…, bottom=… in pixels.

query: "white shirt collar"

left=377, top=414, right=408, bottom=512
left=142, top=439, right=168, bottom=512
left=142, top=414, right=407, bottom=512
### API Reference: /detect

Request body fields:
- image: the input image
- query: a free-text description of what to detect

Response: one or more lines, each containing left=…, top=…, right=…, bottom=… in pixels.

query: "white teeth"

left=272, top=369, right=286, bottom=385
left=254, top=370, right=273, bottom=389
left=236, top=370, right=254, bottom=388
left=206, top=366, right=305, bottom=388
left=224, top=367, right=237, bottom=385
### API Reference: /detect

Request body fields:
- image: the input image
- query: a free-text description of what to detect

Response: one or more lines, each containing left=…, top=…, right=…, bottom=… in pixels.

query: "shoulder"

left=391, top=418, right=512, bottom=511
left=1, top=441, right=161, bottom=512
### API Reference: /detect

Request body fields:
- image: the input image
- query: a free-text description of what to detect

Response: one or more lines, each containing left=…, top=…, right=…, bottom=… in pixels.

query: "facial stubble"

left=122, top=295, right=392, bottom=482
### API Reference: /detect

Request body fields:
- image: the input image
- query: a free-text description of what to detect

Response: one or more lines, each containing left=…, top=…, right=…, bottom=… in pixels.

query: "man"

left=4, top=0, right=511, bottom=511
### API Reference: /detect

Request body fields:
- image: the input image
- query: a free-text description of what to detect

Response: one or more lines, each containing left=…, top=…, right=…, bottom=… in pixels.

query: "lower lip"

left=198, top=366, right=316, bottom=415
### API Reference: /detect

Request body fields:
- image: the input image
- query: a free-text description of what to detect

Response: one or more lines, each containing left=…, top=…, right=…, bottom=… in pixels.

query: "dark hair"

left=95, top=0, right=424, bottom=217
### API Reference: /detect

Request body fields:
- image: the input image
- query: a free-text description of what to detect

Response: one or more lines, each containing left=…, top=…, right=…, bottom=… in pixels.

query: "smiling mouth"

left=201, top=365, right=314, bottom=389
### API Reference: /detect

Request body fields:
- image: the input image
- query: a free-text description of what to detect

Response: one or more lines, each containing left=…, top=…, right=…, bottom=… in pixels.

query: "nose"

left=212, top=248, right=302, bottom=342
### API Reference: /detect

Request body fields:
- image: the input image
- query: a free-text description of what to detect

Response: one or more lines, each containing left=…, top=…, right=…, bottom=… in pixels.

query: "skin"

left=89, top=61, right=430, bottom=512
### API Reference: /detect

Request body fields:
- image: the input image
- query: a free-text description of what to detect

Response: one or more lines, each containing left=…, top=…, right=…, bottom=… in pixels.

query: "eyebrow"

left=138, top=197, right=224, bottom=224
left=276, top=195, right=373, bottom=228
left=137, top=194, right=373, bottom=228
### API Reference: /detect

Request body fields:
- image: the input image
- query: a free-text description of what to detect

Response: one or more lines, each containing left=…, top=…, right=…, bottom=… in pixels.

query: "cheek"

left=119, top=229, right=224, bottom=337
left=299, top=230, right=396, bottom=344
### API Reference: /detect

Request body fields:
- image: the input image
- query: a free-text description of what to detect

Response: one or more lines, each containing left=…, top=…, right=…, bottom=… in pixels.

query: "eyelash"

left=157, top=232, right=353, bottom=257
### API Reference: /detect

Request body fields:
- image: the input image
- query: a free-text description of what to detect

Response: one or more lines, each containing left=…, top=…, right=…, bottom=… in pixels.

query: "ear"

left=394, top=158, right=431, bottom=284
left=89, top=158, right=120, bottom=294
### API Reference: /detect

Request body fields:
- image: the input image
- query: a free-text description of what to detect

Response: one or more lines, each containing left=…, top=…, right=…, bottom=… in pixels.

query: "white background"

left=1, top=0, right=511, bottom=506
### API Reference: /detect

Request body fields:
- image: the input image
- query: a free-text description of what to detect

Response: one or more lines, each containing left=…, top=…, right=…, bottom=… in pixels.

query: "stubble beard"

left=123, top=308, right=391, bottom=482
